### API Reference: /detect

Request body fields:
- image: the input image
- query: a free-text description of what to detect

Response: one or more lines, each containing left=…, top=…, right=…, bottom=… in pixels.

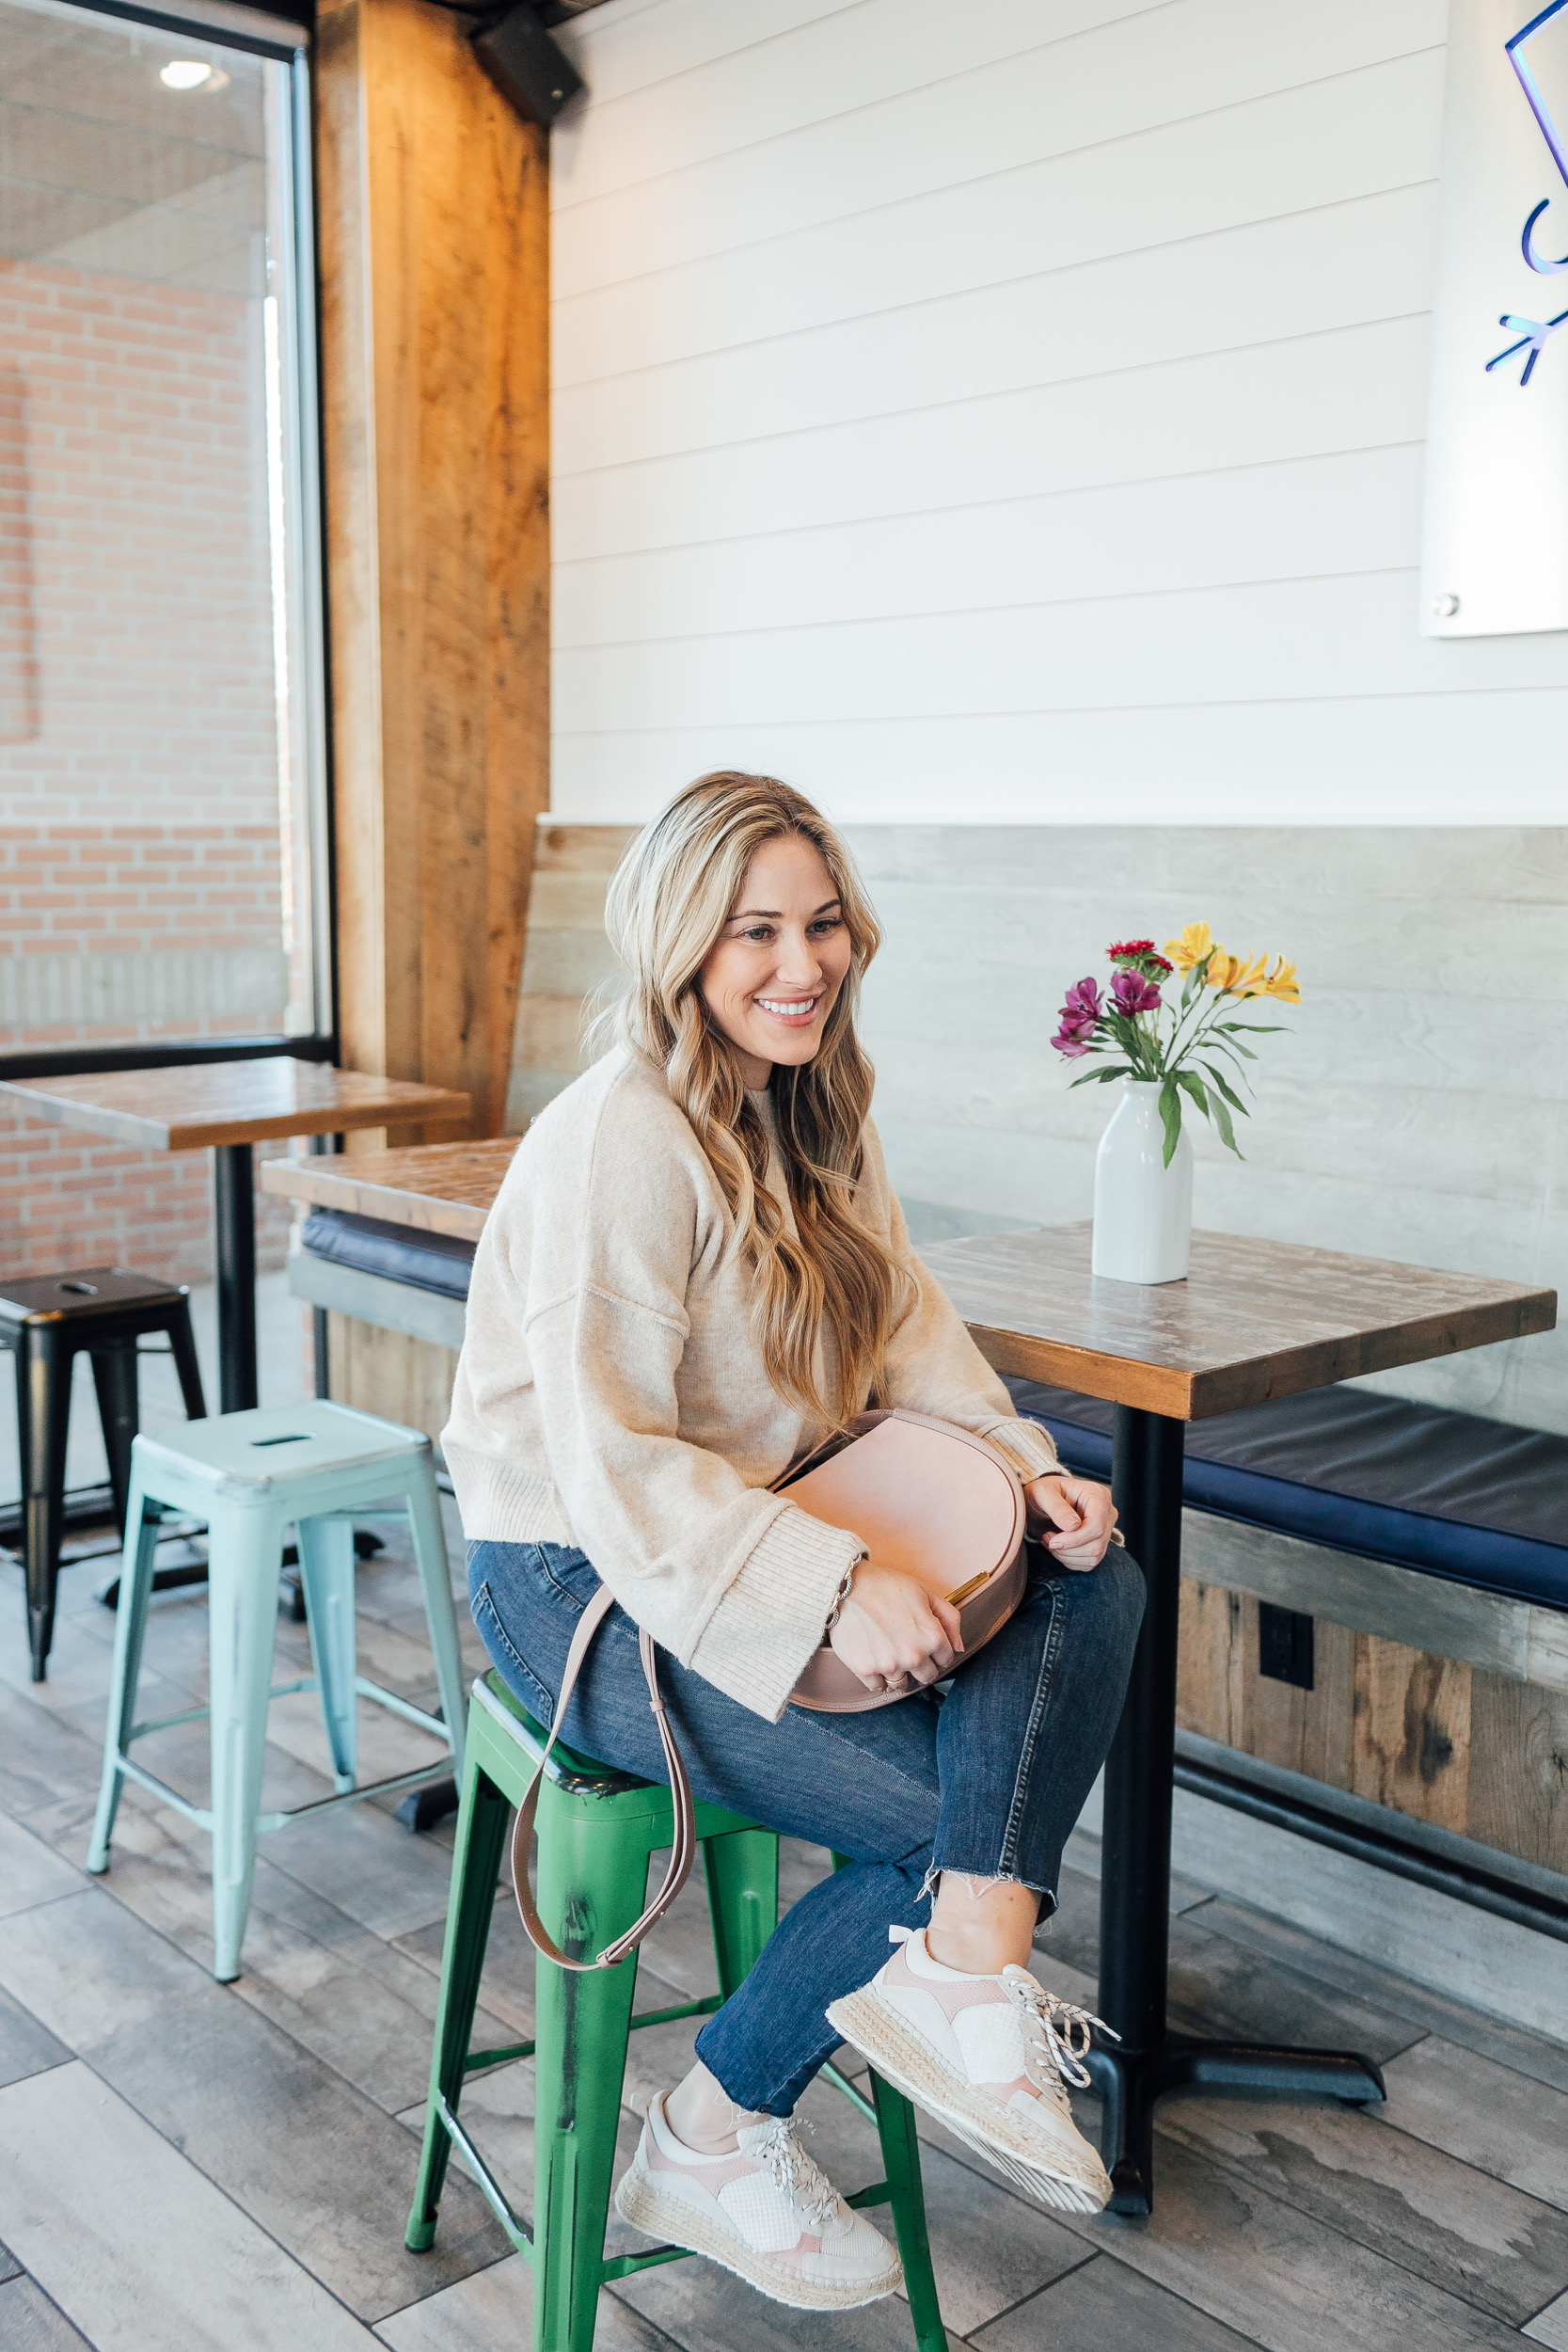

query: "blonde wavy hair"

left=597, top=771, right=910, bottom=1428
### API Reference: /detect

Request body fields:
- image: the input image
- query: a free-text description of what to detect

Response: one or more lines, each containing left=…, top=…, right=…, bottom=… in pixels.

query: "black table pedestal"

left=213, top=1140, right=259, bottom=1414
left=135, top=1142, right=257, bottom=1603
left=1087, top=1404, right=1385, bottom=2216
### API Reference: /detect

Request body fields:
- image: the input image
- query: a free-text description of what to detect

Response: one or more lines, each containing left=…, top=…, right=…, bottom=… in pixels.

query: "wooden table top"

left=922, top=1224, right=1557, bottom=1421
left=259, top=1138, right=518, bottom=1240
left=0, top=1062, right=471, bottom=1152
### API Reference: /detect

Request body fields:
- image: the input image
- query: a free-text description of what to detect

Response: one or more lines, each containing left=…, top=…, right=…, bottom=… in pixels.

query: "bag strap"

left=510, top=1583, right=699, bottom=1972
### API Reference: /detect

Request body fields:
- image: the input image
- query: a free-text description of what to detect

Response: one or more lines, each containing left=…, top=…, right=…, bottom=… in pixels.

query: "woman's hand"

left=828, top=1560, right=964, bottom=1696
left=1024, top=1472, right=1118, bottom=1571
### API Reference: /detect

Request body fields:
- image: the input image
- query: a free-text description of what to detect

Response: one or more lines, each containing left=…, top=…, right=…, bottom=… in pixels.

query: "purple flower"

left=1052, top=976, right=1102, bottom=1059
left=1111, top=969, right=1163, bottom=1018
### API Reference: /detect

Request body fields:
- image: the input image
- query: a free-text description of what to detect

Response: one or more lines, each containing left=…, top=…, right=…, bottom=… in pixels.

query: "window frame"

left=0, top=0, right=336, bottom=1084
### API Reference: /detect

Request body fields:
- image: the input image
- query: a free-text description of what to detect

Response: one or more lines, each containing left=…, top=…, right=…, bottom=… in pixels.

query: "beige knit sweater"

left=442, top=1049, right=1060, bottom=1722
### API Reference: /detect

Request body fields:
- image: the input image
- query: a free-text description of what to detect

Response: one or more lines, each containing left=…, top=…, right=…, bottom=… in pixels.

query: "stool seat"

left=405, top=1668, right=946, bottom=2352
left=88, top=1399, right=467, bottom=1980
left=2, top=1263, right=205, bottom=1679
left=0, top=1264, right=193, bottom=1322
left=135, top=1399, right=436, bottom=1492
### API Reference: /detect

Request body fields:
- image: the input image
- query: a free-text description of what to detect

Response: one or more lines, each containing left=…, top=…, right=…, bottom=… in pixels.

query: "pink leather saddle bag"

left=511, top=1409, right=1027, bottom=1971
left=777, top=1408, right=1027, bottom=1712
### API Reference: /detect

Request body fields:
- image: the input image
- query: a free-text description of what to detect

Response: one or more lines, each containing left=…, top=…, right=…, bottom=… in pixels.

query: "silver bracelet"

left=822, top=1557, right=863, bottom=1635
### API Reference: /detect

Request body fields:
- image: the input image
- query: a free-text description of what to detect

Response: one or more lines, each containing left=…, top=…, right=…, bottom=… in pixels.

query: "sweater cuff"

left=687, top=1503, right=866, bottom=1724
left=977, top=1414, right=1061, bottom=1483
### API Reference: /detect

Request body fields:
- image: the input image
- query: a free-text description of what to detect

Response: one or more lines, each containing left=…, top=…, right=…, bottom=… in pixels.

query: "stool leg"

left=406, top=1736, right=512, bottom=2250
left=17, top=1322, right=72, bottom=1681
left=870, top=2071, right=946, bottom=2352
left=206, top=1504, right=284, bottom=1981
left=165, top=1300, right=207, bottom=1421
left=295, top=1514, right=357, bottom=1790
left=87, top=1468, right=162, bottom=1874
left=404, top=1470, right=467, bottom=1778
left=532, top=1807, right=650, bottom=2352
left=89, top=1343, right=139, bottom=1538
left=702, top=1826, right=779, bottom=1998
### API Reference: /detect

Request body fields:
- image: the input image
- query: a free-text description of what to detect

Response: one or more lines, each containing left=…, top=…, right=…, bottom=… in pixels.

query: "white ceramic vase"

left=1091, top=1079, right=1193, bottom=1283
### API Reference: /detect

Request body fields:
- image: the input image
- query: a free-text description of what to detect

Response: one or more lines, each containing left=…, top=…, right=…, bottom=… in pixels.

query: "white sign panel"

left=1422, top=0, right=1568, bottom=636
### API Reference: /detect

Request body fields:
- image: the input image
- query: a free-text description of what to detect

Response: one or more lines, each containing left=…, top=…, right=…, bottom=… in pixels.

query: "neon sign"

left=1489, top=0, right=1568, bottom=378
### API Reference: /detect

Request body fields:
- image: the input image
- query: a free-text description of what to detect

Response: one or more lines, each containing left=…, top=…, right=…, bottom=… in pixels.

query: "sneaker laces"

left=750, top=2115, right=843, bottom=2233
left=1004, top=1972, right=1117, bottom=2101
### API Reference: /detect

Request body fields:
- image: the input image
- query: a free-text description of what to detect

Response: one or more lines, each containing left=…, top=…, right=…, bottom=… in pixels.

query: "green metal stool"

left=87, top=1401, right=467, bottom=1981
left=407, top=1669, right=947, bottom=2352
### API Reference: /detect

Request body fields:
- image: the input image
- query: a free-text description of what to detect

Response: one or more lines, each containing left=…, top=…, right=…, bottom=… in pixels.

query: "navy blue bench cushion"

left=300, top=1209, right=476, bottom=1302
left=1006, top=1378, right=1568, bottom=1615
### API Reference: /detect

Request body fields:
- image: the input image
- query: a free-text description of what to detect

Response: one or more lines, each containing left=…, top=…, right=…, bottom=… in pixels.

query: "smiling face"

left=696, top=832, right=854, bottom=1089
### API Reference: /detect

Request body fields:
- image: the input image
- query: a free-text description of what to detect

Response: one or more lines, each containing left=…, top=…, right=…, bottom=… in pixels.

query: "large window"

left=0, top=0, right=327, bottom=1061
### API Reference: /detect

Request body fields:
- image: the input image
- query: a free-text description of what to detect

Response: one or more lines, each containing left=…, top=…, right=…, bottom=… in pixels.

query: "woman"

left=444, top=772, right=1143, bottom=2312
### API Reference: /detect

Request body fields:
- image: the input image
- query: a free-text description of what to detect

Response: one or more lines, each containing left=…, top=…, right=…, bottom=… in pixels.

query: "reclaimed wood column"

left=314, top=0, right=547, bottom=1141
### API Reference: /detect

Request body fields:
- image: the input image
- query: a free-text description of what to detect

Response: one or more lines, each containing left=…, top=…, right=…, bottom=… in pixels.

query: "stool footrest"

left=105, top=1754, right=456, bottom=1838
left=353, top=1677, right=446, bottom=1740
left=459, top=1992, right=721, bottom=2082
left=436, top=2094, right=532, bottom=2258
left=821, top=2058, right=879, bottom=2126
left=125, top=1676, right=446, bottom=1754
left=599, top=2245, right=696, bottom=2282
left=464, top=2039, right=536, bottom=2074
left=628, top=1994, right=721, bottom=2033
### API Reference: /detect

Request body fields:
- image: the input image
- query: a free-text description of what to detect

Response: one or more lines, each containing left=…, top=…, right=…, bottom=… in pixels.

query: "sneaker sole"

left=826, top=1988, right=1111, bottom=2216
left=613, top=2164, right=903, bottom=2312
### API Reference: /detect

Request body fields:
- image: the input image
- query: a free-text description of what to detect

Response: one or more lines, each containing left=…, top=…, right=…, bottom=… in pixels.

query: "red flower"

left=1107, top=939, right=1174, bottom=979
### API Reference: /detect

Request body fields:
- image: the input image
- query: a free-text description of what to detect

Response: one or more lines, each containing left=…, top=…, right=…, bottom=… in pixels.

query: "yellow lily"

left=1259, top=958, right=1301, bottom=1005
left=1164, top=921, right=1213, bottom=971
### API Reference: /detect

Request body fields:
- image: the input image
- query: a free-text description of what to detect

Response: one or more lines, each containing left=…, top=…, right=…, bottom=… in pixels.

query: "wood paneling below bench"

left=1178, top=1512, right=1568, bottom=1878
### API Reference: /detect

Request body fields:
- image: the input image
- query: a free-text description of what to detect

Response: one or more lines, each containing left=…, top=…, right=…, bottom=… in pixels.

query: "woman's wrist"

left=822, top=1554, right=865, bottom=1636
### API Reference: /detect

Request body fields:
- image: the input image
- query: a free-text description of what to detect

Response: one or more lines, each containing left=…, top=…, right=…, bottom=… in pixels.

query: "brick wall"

left=0, top=259, right=300, bottom=1284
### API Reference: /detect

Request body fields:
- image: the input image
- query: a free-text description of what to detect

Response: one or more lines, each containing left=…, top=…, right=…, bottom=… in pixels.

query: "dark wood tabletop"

left=260, top=1138, right=518, bottom=1240
left=0, top=1062, right=471, bottom=1152
left=921, top=1223, right=1557, bottom=1420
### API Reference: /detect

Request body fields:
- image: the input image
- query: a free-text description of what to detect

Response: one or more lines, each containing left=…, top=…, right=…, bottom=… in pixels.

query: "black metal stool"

left=0, top=1266, right=206, bottom=1681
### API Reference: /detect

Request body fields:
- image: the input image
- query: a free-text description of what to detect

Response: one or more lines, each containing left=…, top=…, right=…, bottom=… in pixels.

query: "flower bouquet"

left=1053, top=924, right=1300, bottom=1168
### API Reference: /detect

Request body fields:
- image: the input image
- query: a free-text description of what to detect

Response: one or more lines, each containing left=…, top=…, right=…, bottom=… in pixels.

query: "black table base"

left=1093, top=1405, right=1386, bottom=2214
left=213, top=1140, right=259, bottom=1415
left=1085, top=2037, right=1385, bottom=2216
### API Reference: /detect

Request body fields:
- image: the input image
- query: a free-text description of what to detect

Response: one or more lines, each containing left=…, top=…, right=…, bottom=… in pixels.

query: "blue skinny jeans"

left=468, top=1537, right=1144, bottom=2116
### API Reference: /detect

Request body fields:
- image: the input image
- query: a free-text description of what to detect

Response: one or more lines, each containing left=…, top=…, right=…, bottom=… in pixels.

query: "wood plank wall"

left=315, top=0, right=549, bottom=1143
left=507, top=820, right=631, bottom=1126
left=547, top=0, right=1568, bottom=832
left=1178, top=1581, right=1568, bottom=1876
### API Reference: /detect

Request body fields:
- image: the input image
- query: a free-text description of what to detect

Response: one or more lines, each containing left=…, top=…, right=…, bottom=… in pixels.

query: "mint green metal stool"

left=406, top=1670, right=946, bottom=2352
left=87, top=1401, right=467, bottom=1981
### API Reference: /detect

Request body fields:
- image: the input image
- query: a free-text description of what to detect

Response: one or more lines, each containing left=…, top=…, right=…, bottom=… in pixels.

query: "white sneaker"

left=827, top=1925, right=1114, bottom=2213
left=613, top=2090, right=903, bottom=2311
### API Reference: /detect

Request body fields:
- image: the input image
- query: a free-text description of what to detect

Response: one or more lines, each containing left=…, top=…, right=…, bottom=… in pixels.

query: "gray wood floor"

left=3, top=1507, right=1566, bottom=2352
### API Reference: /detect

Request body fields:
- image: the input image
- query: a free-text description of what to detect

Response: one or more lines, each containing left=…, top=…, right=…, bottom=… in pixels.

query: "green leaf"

left=1178, top=1065, right=1243, bottom=1155
left=1069, top=1065, right=1132, bottom=1086
left=1158, top=1075, right=1182, bottom=1168
left=1200, top=1062, right=1248, bottom=1113
left=1209, top=1089, right=1243, bottom=1157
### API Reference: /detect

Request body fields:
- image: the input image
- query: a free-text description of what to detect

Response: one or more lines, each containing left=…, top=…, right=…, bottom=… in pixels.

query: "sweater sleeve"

left=867, top=1131, right=1062, bottom=1486
left=511, top=1091, right=864, bottom=1723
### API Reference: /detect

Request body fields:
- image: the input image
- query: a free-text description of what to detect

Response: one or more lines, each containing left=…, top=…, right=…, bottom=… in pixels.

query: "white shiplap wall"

left=549, top=0, right=1568, bottom=824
